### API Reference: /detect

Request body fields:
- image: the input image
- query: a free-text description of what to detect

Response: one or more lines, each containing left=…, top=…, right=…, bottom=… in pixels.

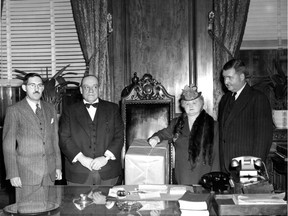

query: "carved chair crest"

left=121, top=73, right=174, bottom=101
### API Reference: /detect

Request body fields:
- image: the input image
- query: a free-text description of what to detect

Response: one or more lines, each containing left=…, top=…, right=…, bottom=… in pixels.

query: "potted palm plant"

left=270, top=59, right=287, bottom=129
left=253, top=57, right=287, bottom=129
left=14, top=64, right=79, bottom=114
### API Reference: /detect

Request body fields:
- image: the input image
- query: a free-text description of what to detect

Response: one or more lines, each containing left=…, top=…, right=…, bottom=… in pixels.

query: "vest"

left=87, top=115, right=99, bottom=158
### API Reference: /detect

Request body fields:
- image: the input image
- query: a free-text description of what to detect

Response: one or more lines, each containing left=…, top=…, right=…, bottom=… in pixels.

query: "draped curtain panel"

left=70, top=0, right=111, bottom=101
left=213, top=0, right=250, bottom=118
left=1, top=0, right=3, bottom=14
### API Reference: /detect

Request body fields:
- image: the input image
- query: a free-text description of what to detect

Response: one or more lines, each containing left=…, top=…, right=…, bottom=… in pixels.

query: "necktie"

left=85, top=103, right=98, bottom=108
left=224, top=92, right=237, bottom=124
left=232, top=92, right=237, bottom=101
left=229, top=92, right=237, bottom=107
left=36, top=103, right=45, bottom=135
left=36, top=103, right=42, bottom=118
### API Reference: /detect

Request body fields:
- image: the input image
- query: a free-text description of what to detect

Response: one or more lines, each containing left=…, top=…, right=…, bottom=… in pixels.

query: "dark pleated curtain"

left=1, top=0, right=4, bottom=15
left=70, top=0, right=111, bottom=101
left=213, top=0, right=250, bottom=118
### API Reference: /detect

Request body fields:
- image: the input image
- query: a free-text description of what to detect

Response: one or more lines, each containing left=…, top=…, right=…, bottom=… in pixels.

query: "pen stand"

left=73, top=193, right=94, bottom=210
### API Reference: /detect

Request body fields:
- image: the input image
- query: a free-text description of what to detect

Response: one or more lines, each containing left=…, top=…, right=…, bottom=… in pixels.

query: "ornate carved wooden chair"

left=121, top=73, right=175, bottom=184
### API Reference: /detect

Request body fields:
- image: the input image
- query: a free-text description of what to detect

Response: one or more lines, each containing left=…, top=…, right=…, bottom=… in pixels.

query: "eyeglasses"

left=82, top=85, right=98, bottom=92
left=27, top=83, right=44, bottom=89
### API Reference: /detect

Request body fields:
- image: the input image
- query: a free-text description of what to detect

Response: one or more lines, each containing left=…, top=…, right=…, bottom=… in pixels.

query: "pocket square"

left=51, top=118, right=54, bottom=124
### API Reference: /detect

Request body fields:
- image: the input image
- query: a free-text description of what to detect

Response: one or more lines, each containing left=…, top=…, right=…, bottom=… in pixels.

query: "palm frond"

left=14, top=69, right=27, bottom=76
left=13, top=65, right=80, bottom=112
left=51, top=64, right=70, bottom=80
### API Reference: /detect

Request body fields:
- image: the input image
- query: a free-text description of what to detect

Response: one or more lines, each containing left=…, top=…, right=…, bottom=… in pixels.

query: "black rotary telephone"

left=199, top=172, right=231, bottom=193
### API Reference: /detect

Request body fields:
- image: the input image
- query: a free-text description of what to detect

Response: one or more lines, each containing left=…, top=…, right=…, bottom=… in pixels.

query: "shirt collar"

left=26, top=97, right=41, bottom=111
left=235, top=83, right=246, bottom=100
left=83, top=98, right=99, bottom=104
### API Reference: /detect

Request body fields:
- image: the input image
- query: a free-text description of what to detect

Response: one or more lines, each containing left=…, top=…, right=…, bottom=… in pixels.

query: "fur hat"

left=180, top=85, right=202, bottom=101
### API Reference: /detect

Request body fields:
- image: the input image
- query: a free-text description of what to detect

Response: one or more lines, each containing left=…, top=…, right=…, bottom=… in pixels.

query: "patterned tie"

left=36, top=103, right=45, bottom=135
left=36, top=103, right=42, bottom=118
left=85, top=103, right=98, bottom=108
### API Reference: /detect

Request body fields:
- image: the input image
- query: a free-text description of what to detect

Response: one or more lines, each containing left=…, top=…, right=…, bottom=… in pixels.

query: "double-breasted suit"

left=218, top=84, right=273, bottom=172
left=59, top=99, right=124, bottom=183
left=2, top=99, right=61, bottom=185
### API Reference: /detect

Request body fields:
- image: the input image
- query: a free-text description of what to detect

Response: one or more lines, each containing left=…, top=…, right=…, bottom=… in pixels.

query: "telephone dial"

left=199, top=172, right=230, bottom=193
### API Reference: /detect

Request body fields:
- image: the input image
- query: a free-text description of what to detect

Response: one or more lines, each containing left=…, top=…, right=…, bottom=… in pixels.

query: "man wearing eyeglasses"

left=59, top=75, right=124, bottom=185
left=2, top=73, right=62, bottom=198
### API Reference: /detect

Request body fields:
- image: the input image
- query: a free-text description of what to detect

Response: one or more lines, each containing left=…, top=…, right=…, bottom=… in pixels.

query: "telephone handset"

left=231, top=156, right=262, bottom=170
left=231, top=156, right=262, bottom=183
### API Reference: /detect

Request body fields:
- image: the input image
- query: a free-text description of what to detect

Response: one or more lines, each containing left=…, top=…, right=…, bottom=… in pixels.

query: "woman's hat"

left=180, top=85, right=202, bottom=101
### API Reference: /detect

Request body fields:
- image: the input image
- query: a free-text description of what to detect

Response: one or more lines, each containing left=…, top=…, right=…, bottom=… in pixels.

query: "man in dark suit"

left=3, top=73, right=62, bottom=189
left=218, top=59, right=273, bottom=173
left=59, top=75, right=124, bottom=185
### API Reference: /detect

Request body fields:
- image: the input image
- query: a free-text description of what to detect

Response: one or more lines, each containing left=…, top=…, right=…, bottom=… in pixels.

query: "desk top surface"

left=214, top=193, right=287, bottom=216
left=2, top=185, right=287, bottom=216
left=2, top=185, right=196, bottom=216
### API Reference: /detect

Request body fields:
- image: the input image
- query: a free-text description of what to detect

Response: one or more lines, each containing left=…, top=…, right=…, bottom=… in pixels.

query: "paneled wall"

left=110, top=0, right=213, bottom=116
left=126, top=0, right=190, bottom=114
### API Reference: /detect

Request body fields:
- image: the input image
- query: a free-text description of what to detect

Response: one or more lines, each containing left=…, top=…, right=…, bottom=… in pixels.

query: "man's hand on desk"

left=10, top=177, right=22, bottom=188
left=91, top=156, right=108, bottom=170
left=88, top=191, right=106, bottom=204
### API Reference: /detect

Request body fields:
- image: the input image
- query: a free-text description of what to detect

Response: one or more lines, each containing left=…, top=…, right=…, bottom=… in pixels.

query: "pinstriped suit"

left=218, top=84, right=273, bottom=173
left=2, top=98, right=62, bottom=186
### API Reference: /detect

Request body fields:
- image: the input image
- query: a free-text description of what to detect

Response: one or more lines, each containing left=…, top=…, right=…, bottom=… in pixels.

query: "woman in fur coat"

left=148, top=85, right=219, bottom=185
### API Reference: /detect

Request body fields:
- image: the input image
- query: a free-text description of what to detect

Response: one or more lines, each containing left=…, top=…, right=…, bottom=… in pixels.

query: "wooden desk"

left=2, top=185, right=286, bottom=216
left=1, top=185, right=198, bottom=216
left=213, top=194, right=287, bottom=216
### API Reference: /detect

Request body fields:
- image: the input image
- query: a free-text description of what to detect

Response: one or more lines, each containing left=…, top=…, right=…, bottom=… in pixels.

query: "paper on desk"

left=139, top=192, right=161, bottom=199
left=169, top=186, right=188, bottom=195
left=180, top=209, right=209, bottom=216
left=138, top=185, right=168, bottom=193
left=137, top=185, right=167, bottom=199
left=234, top=193, right=287, bottom=205
left=138, top=201, right=165, bottom=211
left=108, top=187, right=125, bottom=198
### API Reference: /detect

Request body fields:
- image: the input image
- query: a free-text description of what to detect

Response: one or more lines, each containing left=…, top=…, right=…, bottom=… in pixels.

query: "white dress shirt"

left=26, top=97, right=41, bottom=113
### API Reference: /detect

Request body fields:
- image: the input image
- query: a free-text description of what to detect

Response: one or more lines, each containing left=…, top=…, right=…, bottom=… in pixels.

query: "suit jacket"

left=218, top=84, right=273, bottom=172
left=2, top=98, right=61, bottom=185
left=59, top=99, right=124, bottom=183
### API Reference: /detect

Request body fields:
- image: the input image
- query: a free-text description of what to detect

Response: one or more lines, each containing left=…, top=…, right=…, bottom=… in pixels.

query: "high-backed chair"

left=121, top=73, right=175, bottom=183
